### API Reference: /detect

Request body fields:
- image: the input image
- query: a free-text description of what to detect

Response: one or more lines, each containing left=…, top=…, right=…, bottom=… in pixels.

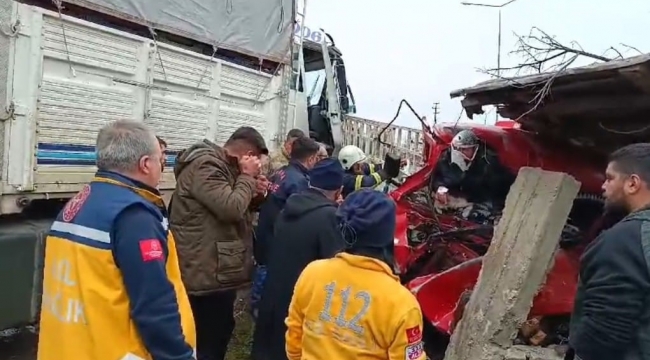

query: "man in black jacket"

left=430, top=129, right=514, bottom=212
left=251, top=157, right=346, bottom=360
left=568, top=143, right=650, bottom=360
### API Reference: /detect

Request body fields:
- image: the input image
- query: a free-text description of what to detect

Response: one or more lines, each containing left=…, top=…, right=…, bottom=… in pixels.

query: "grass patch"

left=225, top=314, right=254, bottom=360
left=225, top=292, right=254, bottom=360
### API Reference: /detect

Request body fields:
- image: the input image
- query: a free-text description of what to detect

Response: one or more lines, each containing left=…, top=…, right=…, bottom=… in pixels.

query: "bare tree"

left=476, top=27, right=643, bottom=120
left=482, top=27, right=617, bottom=77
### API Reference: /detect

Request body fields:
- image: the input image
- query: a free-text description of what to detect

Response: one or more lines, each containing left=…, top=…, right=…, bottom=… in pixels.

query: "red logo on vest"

left=62, top=184, right=91, bottom=222
left=139, top=239, right=164, bottom=262
left=405, top=326, right=422, bottom=344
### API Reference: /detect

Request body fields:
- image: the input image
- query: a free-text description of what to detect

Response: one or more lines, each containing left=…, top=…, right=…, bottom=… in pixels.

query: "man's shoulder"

left=303, top=257, right=336, bottom=273
left=604, top=218, right=642, bottom=239
left=269, top=148, right=282, bottom=157
left=185, top=152, right=231, bottom=176
left=589, top=219, right=643, bottom=257
left=269, top=149, right=286, bottom=162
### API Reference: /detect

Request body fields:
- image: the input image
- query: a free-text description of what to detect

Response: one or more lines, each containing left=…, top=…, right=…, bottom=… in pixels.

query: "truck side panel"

left=4, top=2, right=282, bottom=203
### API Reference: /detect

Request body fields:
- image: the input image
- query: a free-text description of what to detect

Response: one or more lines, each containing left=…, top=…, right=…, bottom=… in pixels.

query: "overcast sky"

left=303, top=0, right=650, bottom=128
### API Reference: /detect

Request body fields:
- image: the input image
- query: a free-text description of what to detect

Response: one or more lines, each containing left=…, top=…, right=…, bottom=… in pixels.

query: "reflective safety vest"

left=37, top=174, right=196, bottom=360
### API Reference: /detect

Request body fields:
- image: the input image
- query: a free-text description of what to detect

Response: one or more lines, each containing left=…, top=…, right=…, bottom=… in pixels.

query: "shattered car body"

left=389, top=53, right=650, bottom=355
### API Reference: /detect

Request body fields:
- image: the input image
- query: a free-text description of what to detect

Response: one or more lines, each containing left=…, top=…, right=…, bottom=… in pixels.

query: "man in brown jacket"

left=169, top=126, right=269, bottom=360
left=267, top=128, right=305, bottom=175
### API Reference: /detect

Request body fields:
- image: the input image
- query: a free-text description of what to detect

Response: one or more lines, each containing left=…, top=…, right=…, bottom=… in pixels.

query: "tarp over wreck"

left=61, top=0, right=295, bottom=63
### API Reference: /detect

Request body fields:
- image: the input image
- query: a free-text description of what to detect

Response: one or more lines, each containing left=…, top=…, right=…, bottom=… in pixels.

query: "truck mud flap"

left=0, top=219, right=53, bottom=330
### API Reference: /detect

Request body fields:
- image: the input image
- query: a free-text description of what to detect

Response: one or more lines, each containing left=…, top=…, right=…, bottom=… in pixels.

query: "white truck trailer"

left=0, top=0, right=423, bottom=331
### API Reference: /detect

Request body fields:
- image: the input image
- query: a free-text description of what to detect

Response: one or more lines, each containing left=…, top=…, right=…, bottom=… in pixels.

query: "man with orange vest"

left=37, top=120, right=196, bottom=360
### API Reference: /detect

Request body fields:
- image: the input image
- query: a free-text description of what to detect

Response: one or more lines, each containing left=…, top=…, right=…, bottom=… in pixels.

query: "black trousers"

left=189, top=290, right=238, bottom=360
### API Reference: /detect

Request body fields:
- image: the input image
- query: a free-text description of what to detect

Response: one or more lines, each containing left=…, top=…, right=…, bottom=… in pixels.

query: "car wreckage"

left=380, top=54, right=650, bottom=358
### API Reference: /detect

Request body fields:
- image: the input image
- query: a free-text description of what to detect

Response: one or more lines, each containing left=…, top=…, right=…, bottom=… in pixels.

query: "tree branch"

left=474, top=27, right=639, bottom=121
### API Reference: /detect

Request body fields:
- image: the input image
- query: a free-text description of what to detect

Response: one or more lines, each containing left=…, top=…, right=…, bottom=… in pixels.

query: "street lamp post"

left=461, top=0, right=520, bottom=123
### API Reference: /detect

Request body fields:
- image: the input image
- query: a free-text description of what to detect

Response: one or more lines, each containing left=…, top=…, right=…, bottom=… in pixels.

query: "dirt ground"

left=0, top=307, right=255, bottom=360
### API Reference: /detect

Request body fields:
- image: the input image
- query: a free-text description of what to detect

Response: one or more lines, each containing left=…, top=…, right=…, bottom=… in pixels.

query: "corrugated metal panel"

left=153, top=48, right=212, bottom=91
left=215, top=106, right=266, bottom=145
left=42, top=14, right=140, bottom=74
left=216, top=64, right=269, bottom=145
left=147, top=95, right=211, bottom=151
left=220, top=64, right=268, bottom=100
left=38, top=78, right=136, bottom=145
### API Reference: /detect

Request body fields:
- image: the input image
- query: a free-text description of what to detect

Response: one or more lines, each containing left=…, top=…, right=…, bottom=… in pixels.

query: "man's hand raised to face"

left=240, top=155, right=261, bottom=177
left=255, top=175, right=270, bottom=195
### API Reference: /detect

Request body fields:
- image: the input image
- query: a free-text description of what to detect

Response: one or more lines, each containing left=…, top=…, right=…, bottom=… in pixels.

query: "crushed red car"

left=383, top=54, right=650, bottom=357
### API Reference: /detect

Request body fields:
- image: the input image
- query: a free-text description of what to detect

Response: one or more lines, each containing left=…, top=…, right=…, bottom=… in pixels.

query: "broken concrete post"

left=443, top=167, right=580, bottom=360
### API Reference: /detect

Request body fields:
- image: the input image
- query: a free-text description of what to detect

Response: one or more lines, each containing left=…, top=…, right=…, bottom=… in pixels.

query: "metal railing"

left=342, top=115, right=425, bottom=170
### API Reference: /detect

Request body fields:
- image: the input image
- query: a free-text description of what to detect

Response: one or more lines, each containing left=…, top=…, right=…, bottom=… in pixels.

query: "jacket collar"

left=210, top=141, right=240, bottom=169
left=304, top=187, right=337, bottom=205
left=93, top=170, right=165, bottom=208
left=288, top=159, right=309, bottom=175
left=335, top=253, right=399, bottom=282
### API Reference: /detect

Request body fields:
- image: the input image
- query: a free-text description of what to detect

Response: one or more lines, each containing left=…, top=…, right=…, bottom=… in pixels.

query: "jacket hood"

left=283, top=188, right=337, bottom=219
left=174, top=139, right=218, bottom=177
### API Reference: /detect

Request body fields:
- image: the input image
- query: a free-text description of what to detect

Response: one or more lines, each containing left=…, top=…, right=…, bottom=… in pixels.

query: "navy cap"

left=336, top=189, right=396, bottom=249
left=309, top=157, right=344, bottom=191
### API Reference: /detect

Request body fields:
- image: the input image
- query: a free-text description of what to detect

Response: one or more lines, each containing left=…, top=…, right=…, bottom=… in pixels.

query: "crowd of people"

left=34, top=119, right=650, bottom=360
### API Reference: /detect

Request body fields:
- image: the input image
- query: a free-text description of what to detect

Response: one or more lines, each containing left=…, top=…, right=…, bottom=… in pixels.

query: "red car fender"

left=407, top=248, right=581, bottom=334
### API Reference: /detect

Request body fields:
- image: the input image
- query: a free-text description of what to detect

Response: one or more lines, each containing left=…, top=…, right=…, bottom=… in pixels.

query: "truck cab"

left=291, top=25, right=356, bottom=154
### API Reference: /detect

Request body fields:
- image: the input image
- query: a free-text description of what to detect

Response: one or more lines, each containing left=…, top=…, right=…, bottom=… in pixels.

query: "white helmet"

left=338, top=145, right=366, bottom=170
left=450, top=129, right=479, bottom=172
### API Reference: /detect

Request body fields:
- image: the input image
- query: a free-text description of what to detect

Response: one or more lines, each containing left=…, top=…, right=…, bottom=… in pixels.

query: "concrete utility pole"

left=432, top=102, right=440, bottom=124
left=461, top=0, right=521, bottom=123
left=444, top=167, right=580, bottom=360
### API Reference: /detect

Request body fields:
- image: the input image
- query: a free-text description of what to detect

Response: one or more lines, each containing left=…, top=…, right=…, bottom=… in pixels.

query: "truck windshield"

left=305, top=70, right=325, bottom=106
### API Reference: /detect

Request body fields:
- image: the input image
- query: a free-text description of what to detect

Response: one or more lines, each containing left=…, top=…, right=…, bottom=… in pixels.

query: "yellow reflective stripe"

left=354, top=175, right=364, bottom=190
left=369, top=163, right=376, bottom=173
left=371, top=172, right=382, bottom=184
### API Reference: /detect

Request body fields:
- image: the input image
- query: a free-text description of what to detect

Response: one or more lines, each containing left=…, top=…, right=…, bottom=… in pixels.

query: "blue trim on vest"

left=50, top=171, right=165, bottom=250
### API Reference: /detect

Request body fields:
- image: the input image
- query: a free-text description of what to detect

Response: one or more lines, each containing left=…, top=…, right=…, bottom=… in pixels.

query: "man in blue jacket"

left=251, top=158, right=346, bottom=360
left=37, top=120, right=195, bottom=360
left=251, top=136, right=321, bottom=317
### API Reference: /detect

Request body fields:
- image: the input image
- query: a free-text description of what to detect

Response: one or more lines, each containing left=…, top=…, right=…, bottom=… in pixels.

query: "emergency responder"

left=169, top=127, right=268, bottom=360
left=430, top=129, right=514, bottom=212
left=285, top=189, right=426, bottom=360
left=251, top=137, right=321, bottom=318
left=157, top=136, right=167, bottom=171
left=37, top=120, right=196, bottom=360
left=251, top=157, right=346, bottom=360
left=268, top=128, right=305, bottom=175
left=338, top=145, right=388, bottom=198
